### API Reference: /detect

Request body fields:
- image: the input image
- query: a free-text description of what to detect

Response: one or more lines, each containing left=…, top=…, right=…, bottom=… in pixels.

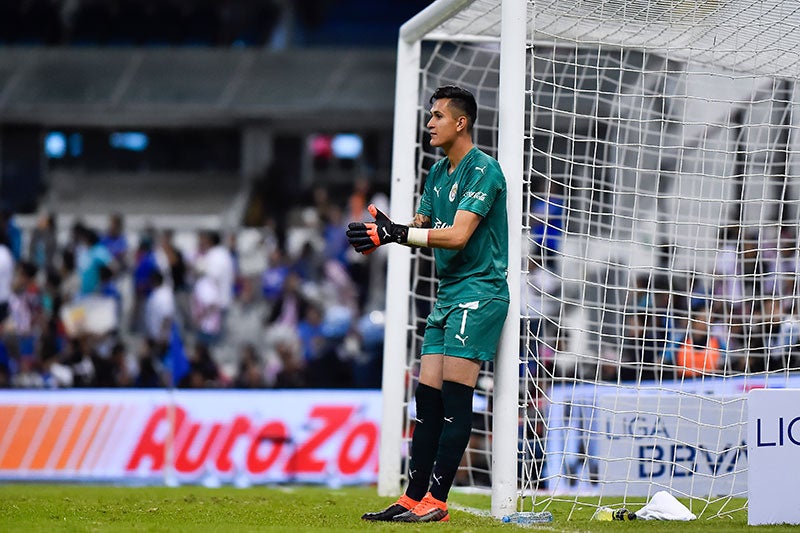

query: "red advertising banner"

left=0, top=390, right=382, bottom=486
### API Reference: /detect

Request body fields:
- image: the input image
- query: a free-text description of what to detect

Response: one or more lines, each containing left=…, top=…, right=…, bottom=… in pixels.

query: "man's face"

left=427, top=98, right=463, bottom=149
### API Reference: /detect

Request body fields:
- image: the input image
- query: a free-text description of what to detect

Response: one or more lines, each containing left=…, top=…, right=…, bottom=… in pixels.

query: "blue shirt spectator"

left=77, top=228, right=113, bottom=295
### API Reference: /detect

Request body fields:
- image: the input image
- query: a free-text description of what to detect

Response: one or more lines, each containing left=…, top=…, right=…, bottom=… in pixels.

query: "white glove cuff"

left=407, top=227, right=429, bottom=247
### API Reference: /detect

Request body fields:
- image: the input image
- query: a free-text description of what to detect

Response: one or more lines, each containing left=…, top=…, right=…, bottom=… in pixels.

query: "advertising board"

left=0, top=389, right=381, bottom=486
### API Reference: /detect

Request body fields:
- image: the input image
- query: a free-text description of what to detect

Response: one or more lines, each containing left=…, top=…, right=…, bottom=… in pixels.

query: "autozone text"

left=125, top=404, right=379, bottom=477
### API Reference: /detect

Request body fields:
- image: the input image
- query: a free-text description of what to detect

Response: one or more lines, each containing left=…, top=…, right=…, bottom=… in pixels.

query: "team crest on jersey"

left=449, top=183, right=458, bottom=202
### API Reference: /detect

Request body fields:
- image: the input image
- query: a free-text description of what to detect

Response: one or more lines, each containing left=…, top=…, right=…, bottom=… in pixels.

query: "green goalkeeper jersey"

left=417, top=146, right=509, bottom=305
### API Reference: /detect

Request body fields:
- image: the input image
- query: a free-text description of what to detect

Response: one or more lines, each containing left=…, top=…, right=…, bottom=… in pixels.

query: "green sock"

left=405, top=383, right=443, bottom=501
left=429, top=380, right=474, bottom=502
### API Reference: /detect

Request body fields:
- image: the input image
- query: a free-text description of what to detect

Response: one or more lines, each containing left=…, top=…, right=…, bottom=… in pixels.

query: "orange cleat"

left=361, top=494, right=420, bottom=521
left=392, top=492, right=449, bottom=522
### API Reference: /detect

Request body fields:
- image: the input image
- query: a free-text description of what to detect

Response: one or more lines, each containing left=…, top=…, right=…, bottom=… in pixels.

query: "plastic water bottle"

left=501, top=511, right=554, bottom=524
left=593, top=506, right=637, bottom=521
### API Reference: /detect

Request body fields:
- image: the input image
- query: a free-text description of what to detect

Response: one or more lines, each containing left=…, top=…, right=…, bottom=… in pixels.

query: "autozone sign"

left=0, top=390, right=382, bottom=485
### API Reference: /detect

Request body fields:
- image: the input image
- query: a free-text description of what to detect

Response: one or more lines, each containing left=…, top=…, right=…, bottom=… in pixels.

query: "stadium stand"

left=0, top=2, right=432, bottom=390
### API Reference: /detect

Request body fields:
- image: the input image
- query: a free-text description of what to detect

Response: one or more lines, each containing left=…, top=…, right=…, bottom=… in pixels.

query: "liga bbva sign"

left=593, top=394, right=747, bottom=496
left=543, top=378, right=778, bottom=497
left=748, top=388, right=800, bottom=525
left=0, top=390, right=381, bottom=485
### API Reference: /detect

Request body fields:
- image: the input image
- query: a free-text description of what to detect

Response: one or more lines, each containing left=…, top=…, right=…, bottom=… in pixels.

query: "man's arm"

left=346, top=206, right=481, bottom=253
left=424, top=210, right=481, bottom=250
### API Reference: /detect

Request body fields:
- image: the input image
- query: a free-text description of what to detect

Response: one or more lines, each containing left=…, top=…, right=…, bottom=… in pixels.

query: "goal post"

left=381, top=0, right=800, bottom=521
left=377, top=0, right=526, bottom=518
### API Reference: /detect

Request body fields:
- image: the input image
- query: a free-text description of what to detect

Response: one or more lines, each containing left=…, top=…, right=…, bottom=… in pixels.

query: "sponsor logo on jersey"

left=433, top=185, right=442, bottom=197
left=464, top=190, right=487, bottom=202
left=433, top=218, right=452, bottom=229
left=449, top=183, right=458, bottom=202
left=475, top=165, right=487, bottom=175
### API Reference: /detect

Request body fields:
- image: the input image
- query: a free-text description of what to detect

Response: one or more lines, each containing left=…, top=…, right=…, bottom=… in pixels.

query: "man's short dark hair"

left=430, top=85, right=477, bottom=132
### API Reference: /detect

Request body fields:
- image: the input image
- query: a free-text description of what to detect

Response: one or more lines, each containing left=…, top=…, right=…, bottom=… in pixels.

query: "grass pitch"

left=0, top=484, right=790, bottom=532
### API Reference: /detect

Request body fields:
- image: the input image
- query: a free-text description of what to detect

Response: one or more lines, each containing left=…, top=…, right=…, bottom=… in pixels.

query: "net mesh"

left=399, top=0, right=800, bottom=519
left=400, top=41, right=503, bottom=494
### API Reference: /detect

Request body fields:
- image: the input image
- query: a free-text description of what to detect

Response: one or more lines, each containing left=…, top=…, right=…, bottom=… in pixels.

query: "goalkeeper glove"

left=347, top=204, right=409, bottom=254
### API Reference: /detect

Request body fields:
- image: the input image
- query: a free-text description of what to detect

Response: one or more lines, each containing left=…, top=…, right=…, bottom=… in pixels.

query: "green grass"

left=0, top=484, right=793, bottom=532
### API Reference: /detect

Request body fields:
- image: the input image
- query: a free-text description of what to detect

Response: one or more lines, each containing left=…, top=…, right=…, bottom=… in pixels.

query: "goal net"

left=381, top=0, right=800, bottom=520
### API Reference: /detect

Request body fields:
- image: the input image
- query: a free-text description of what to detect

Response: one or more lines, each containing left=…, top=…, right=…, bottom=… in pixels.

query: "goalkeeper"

left=348, top=85, right=509, bottom=523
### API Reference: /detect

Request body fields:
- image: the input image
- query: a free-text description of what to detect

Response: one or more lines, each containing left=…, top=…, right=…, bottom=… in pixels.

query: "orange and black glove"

left=346, top=204, right=408, bottom=254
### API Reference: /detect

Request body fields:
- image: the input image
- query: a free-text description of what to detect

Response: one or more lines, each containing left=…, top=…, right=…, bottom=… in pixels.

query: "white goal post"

left=380, top=0, right=800, bottom=521
left=379, top=0, right=524, bottom=519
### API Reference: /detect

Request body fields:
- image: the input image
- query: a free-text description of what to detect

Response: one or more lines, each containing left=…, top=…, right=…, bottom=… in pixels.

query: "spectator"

left=262, top=247, right=290, bottom=303
left=131, top=234, right=159, bottom=332
left=765, top=225, right=800, bottom=299
left=296, top=301, right=324, bottom=363
left=353, top=310, right=385, bottom=388
left=521, top=254, right=561, bottom=358
left=64, top=336, right=97, bottom=387
left=619, top=311, right=662, bottom=382
left=745, top=296, right=800, bottom=372
left=529, top=181, right=564, bottom=270
left=322, top=203, right=350, bottom=267
left=292, top=240, right=324, bottom=284
left=306, top=305, right=354, bottom=388
left=76, top=225, right=113, bottom=296
left=185, top=343, right=222, bottom=388
left=196, top=230, right=235, bottom=310
left=740, top=230, right=769, bottom=301
left=58, top=250, right=80, bottom=303
left=273, top=334, right=307, bottom=388
left=190, top=265, right=223, bottom=348
left=135, top=338, right=164, bottom=388
left=27, top=212, right=58, bottom=273
left=156, top=228, right=189, bottom=292
left=100, top=213, right=129, bottom=271
left=144, top=270, right=176, bottom=350
left=320, top=259, right=359, bottom=317
left=91, top=345, right=117, bottom=387
left=267, top=270, right=307, bottom=328
left=235, top=343, right=266, bottom=388
left=712, top=224, right=745, bottom=320
left=7, top=261, right=42, bottom=358
left=675, top=302, right=727, bottom=378
left=99, top=265, right=123, bottom=325
left=110, top=341, right=137, bottom=387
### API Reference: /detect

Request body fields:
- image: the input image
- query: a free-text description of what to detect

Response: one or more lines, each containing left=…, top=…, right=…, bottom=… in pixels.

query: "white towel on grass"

left=635, top=491, right=696, bottom=521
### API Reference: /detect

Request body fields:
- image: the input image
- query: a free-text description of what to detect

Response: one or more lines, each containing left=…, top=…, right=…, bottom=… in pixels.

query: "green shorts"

left=421, top=297, right=510, bottom=361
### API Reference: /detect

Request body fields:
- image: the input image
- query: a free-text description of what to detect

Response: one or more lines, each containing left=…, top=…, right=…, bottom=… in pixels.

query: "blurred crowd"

left=525, top=198, right=800, bottom=382
left=0, top=182, right=389, bottom=390
left=4, top=178, right=800, bottom=391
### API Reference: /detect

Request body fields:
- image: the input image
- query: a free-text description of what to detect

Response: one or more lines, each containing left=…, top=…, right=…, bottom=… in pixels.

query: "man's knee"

left=442, top=356, right=481, bottom=387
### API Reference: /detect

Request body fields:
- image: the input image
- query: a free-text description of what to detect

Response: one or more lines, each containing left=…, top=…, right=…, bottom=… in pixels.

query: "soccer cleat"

left=392, top=492, right=449, bottom=522
left=361, top=494, right=420, bottom=521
